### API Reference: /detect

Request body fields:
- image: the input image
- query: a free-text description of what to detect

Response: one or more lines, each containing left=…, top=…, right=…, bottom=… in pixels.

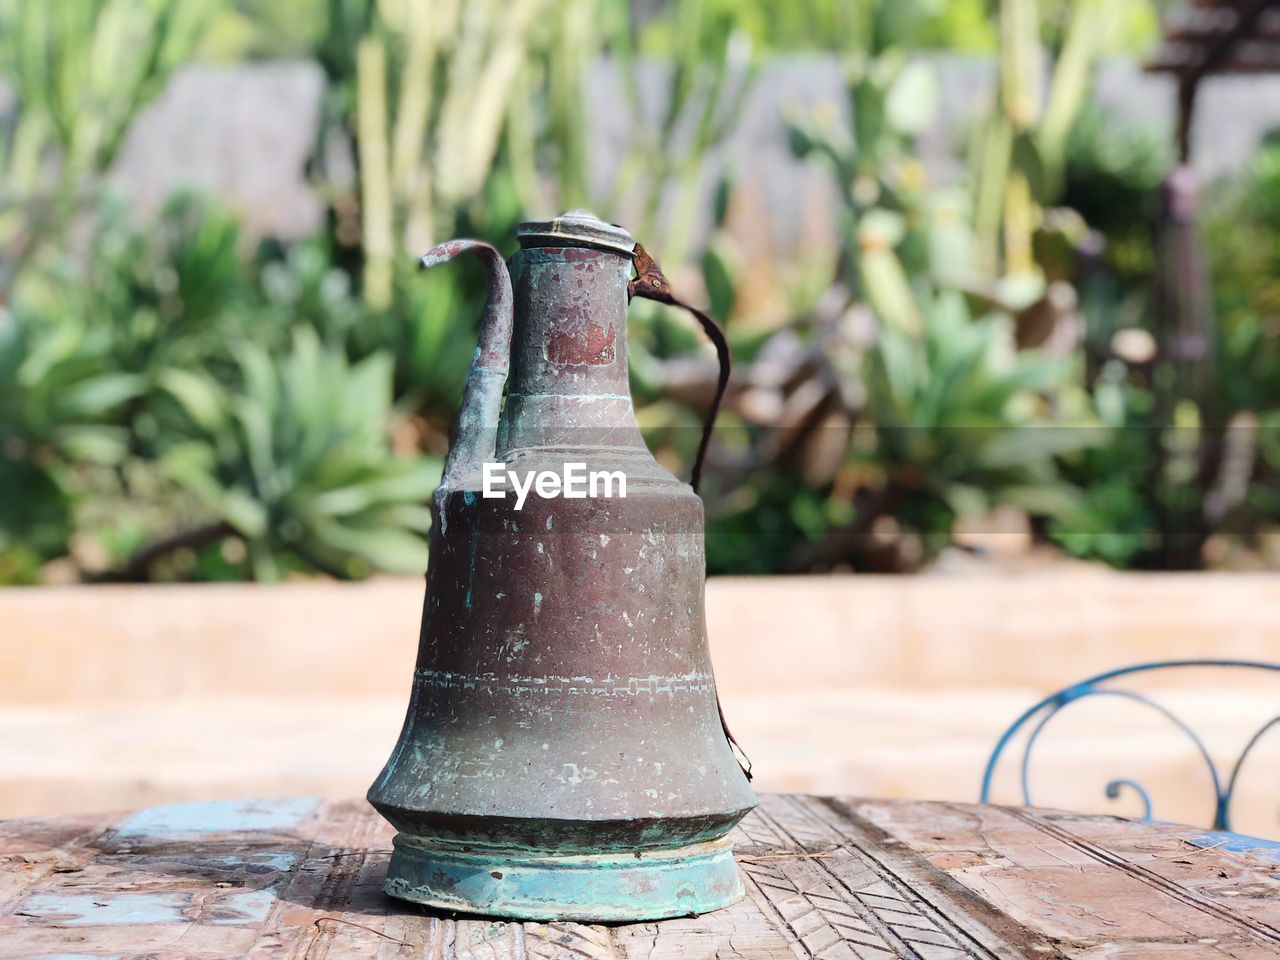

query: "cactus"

left=356, top=34, right=395, bottom=310
left=348, top=0, right=545, bottom=310
left=973, top=0, right=1128, bottom=284
left=774, top=0, right=1113, bottom=571
left=602, top=0, right=757, bottom=267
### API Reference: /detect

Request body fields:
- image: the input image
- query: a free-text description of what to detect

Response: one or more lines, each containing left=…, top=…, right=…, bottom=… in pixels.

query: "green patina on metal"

left=385, top=836, right=742, bottom=921
left=367, top=212, right=755, bottom=922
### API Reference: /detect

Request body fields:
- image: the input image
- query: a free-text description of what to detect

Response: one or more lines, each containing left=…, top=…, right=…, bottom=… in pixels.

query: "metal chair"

left=980, top=659, right=1280, bottom=831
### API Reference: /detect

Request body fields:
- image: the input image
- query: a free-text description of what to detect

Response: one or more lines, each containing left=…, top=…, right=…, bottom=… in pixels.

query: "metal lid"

left=517, top=209, right=635, bottom=257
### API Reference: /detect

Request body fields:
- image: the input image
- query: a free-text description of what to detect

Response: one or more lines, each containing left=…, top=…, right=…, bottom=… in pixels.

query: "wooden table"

left=2, top=795, right=1278, bottom=959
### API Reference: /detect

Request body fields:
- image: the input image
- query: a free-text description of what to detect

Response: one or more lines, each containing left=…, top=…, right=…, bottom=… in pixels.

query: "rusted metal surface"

left=2, top=795, right=1280, bottom=957
left=369, top=212, right=755, bottom=919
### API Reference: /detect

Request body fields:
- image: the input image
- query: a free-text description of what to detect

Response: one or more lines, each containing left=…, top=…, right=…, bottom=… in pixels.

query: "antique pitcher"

left=368, top=211, right=756, bottom=921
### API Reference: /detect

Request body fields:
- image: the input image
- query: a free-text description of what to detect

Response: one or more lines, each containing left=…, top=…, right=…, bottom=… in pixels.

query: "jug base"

left=383, top=833, right=744, bottom=921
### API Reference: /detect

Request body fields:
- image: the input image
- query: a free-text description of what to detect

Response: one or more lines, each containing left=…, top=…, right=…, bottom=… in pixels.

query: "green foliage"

left=3, top=0, right=1275, bottom=581
left=972, top=0, right=1142, bottom=281
left=1206, top=144, right=1280, bottom=414
left=0, top=0, right=221, bottom=293
left=706, top=477, right=850, bottom=575
left=634, top=0, right=999, bottom=56
left=0, top=323, right=70, bottom=578
left=8, top=195, right=246, bottom=460
left=1061, top=105, right=1169, bottom=280
left=214, top=0, right=1159, bottom=64
left=602, top=0, right=757, bottom=266
left=258, top=239, right=363, bottom=348
left=345, top=259, right=482, bottom=424
left=771, top=0, right=1111, bottom=570
left=1, top=193, right=439, bottom=583
left=160, top=328, right=438, bottom=580
left=1, top=194, right=248, bottom=580
left=864, top=291, right=1095, bottom=516
left=345, top=0, right=546, bottom=308
left=0, top=0, right=219, bottom=175
left=201, top=0, right=326, bottom=59
left=1047, top=362, right=1157, bottom=566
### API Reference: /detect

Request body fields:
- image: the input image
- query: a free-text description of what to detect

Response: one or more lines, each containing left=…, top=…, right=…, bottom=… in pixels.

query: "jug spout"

left=419, top=240, right=513, bottom=491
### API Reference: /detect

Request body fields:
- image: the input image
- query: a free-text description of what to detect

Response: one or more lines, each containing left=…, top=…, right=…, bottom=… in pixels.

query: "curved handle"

left=419, top=241, right=514, bottom=490
left=627, top=242, right=731, bottom=494
left=628, top=243, right=748, bottom=778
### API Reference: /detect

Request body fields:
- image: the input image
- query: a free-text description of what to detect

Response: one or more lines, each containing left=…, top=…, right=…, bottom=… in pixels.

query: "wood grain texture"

left=0, top=796, right=1277, bottom=959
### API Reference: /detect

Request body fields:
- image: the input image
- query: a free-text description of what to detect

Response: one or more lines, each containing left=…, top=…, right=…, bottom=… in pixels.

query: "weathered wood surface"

left=1, top=795, right=1278, bottom=959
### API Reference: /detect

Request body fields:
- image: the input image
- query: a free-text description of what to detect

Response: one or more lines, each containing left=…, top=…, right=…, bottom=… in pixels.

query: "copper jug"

left=368, top=210, right=755, bottom=921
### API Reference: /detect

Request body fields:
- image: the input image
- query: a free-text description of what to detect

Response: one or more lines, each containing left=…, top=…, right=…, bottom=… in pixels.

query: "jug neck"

left=498, top=245, right=644, bottom=456
left=508, top=246, right=631, bottom=397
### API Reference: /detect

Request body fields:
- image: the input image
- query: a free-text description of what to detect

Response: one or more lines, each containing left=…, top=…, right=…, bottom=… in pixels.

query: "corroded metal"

left=368, top=211, right=756, bottom=921
left=517, top=208, right=638, bottom=256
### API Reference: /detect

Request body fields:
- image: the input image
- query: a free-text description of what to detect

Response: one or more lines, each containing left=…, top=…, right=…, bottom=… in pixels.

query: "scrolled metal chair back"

left=980, top=659, right=1280, bottom=831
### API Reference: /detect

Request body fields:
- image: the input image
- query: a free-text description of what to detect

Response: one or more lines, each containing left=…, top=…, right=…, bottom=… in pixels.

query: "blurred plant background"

left=1, top=0, right=1278, bottom=584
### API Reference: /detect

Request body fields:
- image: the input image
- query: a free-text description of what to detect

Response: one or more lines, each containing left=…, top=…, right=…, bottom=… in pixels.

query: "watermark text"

left=482, top=462, right=626, bottom=510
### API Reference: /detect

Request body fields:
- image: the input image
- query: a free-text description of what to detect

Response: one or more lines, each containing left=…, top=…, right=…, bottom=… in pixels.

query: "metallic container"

left=368, top=211, right=755, bottom=921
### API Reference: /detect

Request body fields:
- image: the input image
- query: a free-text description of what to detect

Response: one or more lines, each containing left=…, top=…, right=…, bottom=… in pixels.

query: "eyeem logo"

left=482, top=462, right=626, bottom=510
